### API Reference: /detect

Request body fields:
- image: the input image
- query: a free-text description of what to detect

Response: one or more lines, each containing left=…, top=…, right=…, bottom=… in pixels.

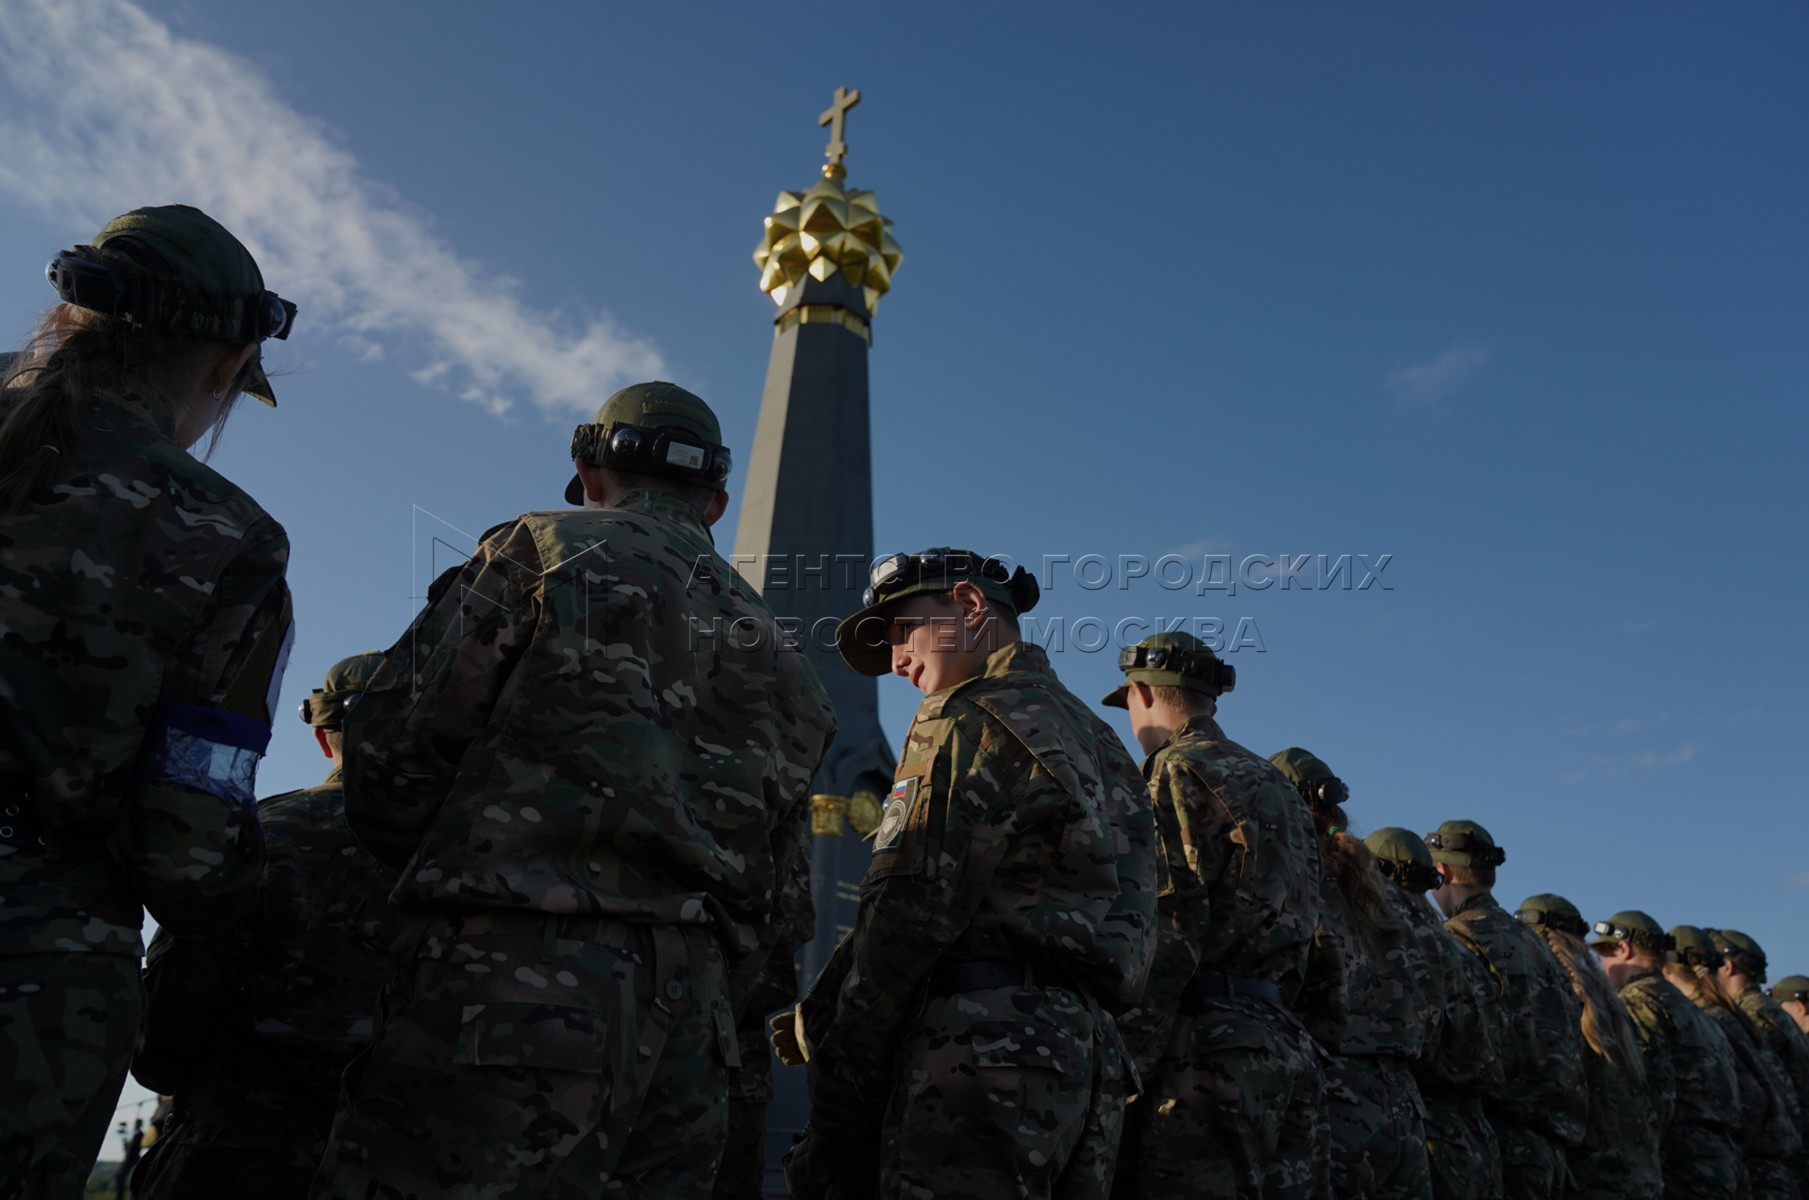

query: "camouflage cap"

left=565, top=380, right=726, bottom=505
left=1101, top=630, right=1235, bottom=708
left=1516, top=894, right=1587, bottom=937
left=87, top=206, right=282, bottom=405
left=1424, top=818, right=1505, bottom=869
left=1670, top=925, right=1723, bottom=970
left=834, top=547, right=1037, bottom=677
left=1364, top=827, right=1439, bottom=891
left=299, top=651, right=386, bottom=729
left=1268, top=747, right=1351, bottom=810
left=1709, top=928, right=1768, bottom=981
left=1588, top=909, right=1671, bottom=952
left=1770, top=975, right=1809, bottom=1006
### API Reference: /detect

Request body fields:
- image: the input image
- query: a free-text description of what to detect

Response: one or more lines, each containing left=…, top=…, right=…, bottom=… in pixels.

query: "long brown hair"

left=0, top=240, right=255, bottom=514
left=1535, top=925, right=1646, bottom=1082
left=1310, top=793, right=1396, bottom=935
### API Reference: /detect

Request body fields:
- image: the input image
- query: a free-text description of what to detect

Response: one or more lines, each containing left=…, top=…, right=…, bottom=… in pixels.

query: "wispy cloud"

left=1564, top=713, right=1670, bottom=738
left=1384, top=341, right=1488, bottom=410
left=0, top=0, right=662, bottom=417
left=1165, top=536, right=1232, bottom=558
left=1621, top=618, right=1659, bottom=635
left=1560, top=740, right=1697, bottom=784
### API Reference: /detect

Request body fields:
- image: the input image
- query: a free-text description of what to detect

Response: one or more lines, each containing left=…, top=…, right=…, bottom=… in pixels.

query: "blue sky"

left=2, top=0, right=1804, bottom=1151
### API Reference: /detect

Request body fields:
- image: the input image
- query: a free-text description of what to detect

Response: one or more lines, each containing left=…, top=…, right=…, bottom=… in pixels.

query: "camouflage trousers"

left=1655, top=1118, right=1743, bottom=1200
left=1747, top=1155, right=1802, bottom=1200
left=1115, top=997, right=1329, bottom=1200
left=1325, top=1054, right=1430, bottom=1200
left=876, top=983, right=1129, bottom=1200
left=1494, top=1122, right=1569, bottom=1200
left=711, top=1025, right=777, bottom=1200
left=0, top=952, right=139, bottom=1198
left=1420, top=1089, right=1502, bottom=1200
left=311, top=913, right=736, bottom=1200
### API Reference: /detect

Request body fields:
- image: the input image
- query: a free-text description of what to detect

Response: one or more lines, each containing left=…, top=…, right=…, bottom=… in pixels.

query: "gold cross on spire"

left=819, top=85, right=861, bottom=176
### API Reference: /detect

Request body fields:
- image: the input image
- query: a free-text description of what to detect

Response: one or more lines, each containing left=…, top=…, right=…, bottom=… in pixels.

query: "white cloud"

left=1384, top=341, right=1488, bottom=410
left=1560, top=740, right=1697, bottom=783
left=1165, top=536, right=1232, bottom=558
left=0, top=0, right=663, bottom=417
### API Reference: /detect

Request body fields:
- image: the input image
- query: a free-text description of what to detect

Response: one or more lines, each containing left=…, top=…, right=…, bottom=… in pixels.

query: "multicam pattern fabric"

left=0, top=387, right=290, bottom=1195
left=1441, top=892, right=1587, bottom=1200
left=1297, top=855, right=1433, bottom=1199
left=319, top=486, right=833, bottom=1197
left=1114, top=716, right=1328, bottom=1200
left=798, top=641, right=1157, bottom=1200
left=1738, top=987, right=1809, bottom=1196
left=129, top=771, right=403, bottom=1199
left=314, top=915, right=736, bottom=1199
left=339, top=488, right=833, bottom=985
left=1553, top=957, right=1661, bottom=1199
left=1619, top=969, right=1745, bottom=1200
left=1692, top=994, right=1800, bottom=1200
left=1384, top=882, right=1503, bottom=1200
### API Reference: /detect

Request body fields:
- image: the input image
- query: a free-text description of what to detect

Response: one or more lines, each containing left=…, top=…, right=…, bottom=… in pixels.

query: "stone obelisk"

left=736, top=86, right=903, bottom=987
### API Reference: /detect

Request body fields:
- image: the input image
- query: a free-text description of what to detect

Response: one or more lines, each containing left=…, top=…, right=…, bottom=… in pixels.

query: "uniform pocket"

left=452, top=1001, right=608, bottom=1071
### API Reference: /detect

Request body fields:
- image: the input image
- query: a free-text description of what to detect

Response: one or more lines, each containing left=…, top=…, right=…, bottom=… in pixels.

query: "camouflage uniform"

left=1694, top=995, right=1800, bottom=1199
left=1276, top=755, right=1431, bottom=1200
left=1733, top=985, right=1809, bottom=1198
left=1364, top=827, right=1505, bottom=1200
left=1618, top=968, right=1745, bottom=1200
left=1112, top=717, right=1327, bottom=1200
left=129, top=653, right=402, bottom=1199
left=1512, top=896, right=1660, bottom=1200
left=796, top=640, right=1157, bottom=1200
left=311, top=479, right=835, bottom=1199
left=0, top=367, right=290, bottom=1193
left=1438, top=890, right=1587, bottom=1199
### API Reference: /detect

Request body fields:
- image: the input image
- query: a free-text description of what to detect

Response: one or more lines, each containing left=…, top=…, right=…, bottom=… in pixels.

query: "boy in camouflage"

left=1106, top=634, right=1328, bottom=1200
left=787, top=548, right=1157, bottom=1200
left=1594, top=910, right=1746, bottom=1200
left=312, top=383, right=836, bottom=1199
left=0, top=205, right=295, bottom=1195
left=1426, top=820, right=1587, bottom=1200
left=131, top=652, right=403, bottom=1199
left=1365, top=828, right=1507, bottom=1200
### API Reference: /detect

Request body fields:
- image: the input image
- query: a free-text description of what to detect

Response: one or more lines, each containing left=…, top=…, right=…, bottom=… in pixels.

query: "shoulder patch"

left=874, top=778, right=918, bottom=851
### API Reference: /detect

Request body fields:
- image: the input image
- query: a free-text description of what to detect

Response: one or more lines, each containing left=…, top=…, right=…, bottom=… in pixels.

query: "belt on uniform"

left=925, top=959, right=1081, bottom=999
left=1182, top=971, right=1282, bottom=1007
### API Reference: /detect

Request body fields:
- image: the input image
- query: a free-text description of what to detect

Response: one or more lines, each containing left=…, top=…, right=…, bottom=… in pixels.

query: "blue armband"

left=139, top=701, right=273, bottom=811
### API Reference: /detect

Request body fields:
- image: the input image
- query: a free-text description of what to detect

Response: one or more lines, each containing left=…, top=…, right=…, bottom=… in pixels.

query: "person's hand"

left=769, top=1003, right=813, bottom=1066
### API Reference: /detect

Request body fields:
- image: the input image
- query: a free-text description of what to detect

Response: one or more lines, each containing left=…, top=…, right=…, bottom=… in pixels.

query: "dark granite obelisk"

left=736, top=87, right=901, bottom=1187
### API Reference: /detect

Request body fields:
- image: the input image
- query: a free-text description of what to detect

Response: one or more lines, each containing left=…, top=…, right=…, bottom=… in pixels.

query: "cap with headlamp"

left=44, top=205, right=295, bottom=407
left=1585, top=909, right=1673, bottom=954
left=1423, top=820, right=1507, bottom=869
left=1268, top=748, right=1348, bottom=809
left=565, top=381, right=731, bottom=506
left=833, top=547, right=1040, bottom=677
left=1669, top=925, right=1725, bottom=972
left=1515, top=894, right=1589, bottom=938
left=1364, top=826, right=1441, bottom=893
left=1101, top=631, right=1235, bottom=709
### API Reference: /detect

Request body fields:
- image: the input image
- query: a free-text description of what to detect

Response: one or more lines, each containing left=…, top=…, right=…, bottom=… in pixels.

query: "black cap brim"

left=565, top=473, right=584, bottom=506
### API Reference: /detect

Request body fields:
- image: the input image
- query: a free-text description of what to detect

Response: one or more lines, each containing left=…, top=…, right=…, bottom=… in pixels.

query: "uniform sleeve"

left=113, top=521, right=292, bottom=935
left=1432, top=928, right=1507, bottom=1091
left=1116, top=761, right=1210, bottom=1076
left=132, top=898, right=261, bottom=1093
left=342, top=526, right=536, bottom=871
left=1623, top=986, right=1679, bottom=1137
left=807, top=709, right=1031, bottom=1110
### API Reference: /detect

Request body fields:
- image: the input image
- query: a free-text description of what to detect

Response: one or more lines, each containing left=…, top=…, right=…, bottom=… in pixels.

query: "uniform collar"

left=110, top=390, right=181, bottom=442
left=323, top=763, right=344, bottom=787
left=980, top=640, right=1047, bottom=680
left=1623, top=965, right=1664, bottom=988
left=1453, top=890, right=1499, bottom=918
left=1142, top=715, right=1228, bottom=774
left=606, top=487, right=713, bottom=543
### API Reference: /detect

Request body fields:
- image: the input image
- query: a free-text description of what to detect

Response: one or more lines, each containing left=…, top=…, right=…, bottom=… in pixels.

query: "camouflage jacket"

left=342, top=488, right=835, bottom=988
left=1738, top=986, right=1809, bottom=1142
left=1385, top=881, right=1504, bottom=1095
left=1618, top=969, right=1743, bottom=1142
left=0, top=388, right=289, bottom=956
left=808, top=642, right=1157, bottom=1104
left=1562, top=952, right=1662, bottom=1198
left=1297, top=859, right=1430, bottom=1061
left=131, top=769, right=402, bottom=1148
left=1114, top=716, right=1322, bottom=1078
left=1443, top=891, right=1587, bottom=1146
left=1695, top=995, right=1802, bottom=1160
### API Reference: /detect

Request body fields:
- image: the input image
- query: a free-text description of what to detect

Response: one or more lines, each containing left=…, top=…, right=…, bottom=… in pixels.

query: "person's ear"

left=950, top=581, right=989, bottom=628
left=702, top=488, right=730, bottom=527
left=211, top=343, right=258, bottom=397
left=313, top=727, right=333, bottom=760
